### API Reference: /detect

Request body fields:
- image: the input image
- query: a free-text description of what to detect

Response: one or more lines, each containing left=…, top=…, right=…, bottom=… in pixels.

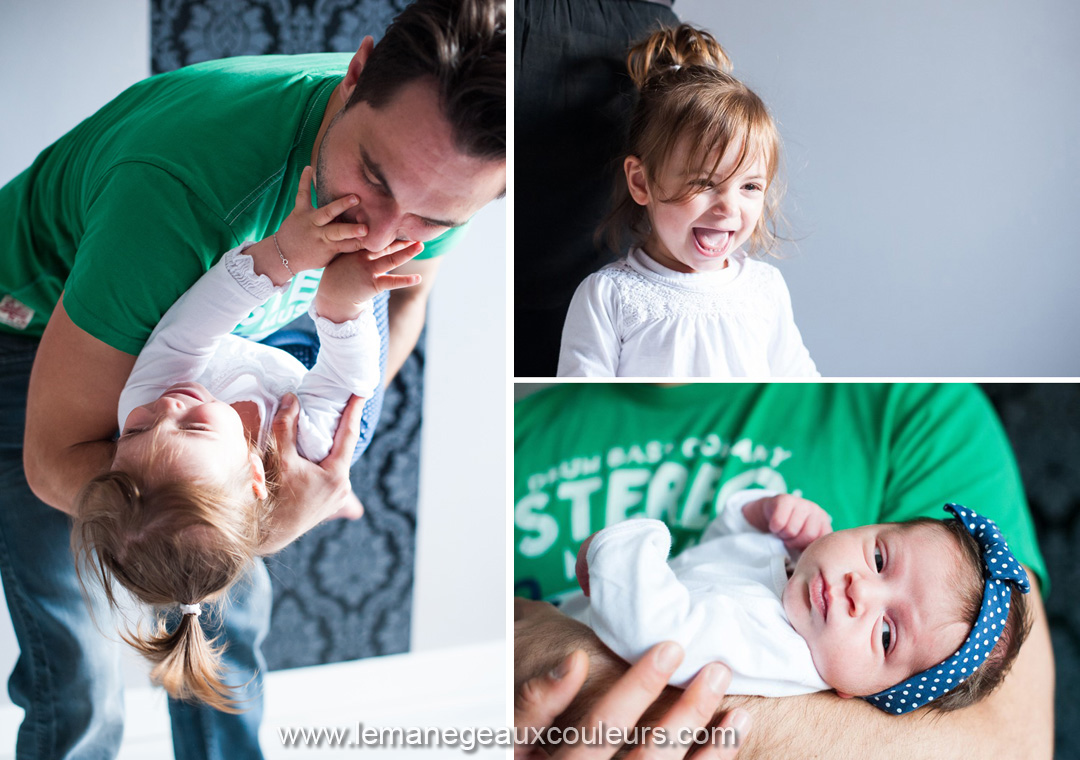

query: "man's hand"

left=514, top=599, right=751, bottom=760
left=742, top=494, right=832, bottom=552
left=259, top=392, right=365, bottom=554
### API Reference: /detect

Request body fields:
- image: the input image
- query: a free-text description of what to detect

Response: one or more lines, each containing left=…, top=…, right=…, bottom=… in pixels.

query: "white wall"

left=0, top=0, right=150, bottom=185
left=0, top=0, right=153, bottom=707
left=676, top=0, right=1080, bottom=375
left=0, top=0, right=505, bottom=709
left=412, top=198, right=506, bottom=651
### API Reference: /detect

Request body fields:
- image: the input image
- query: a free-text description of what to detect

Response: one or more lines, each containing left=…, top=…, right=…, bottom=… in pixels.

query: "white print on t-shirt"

left=234, top=270, right=322, bottom=340
left=515, top=433, right=800, bottom=581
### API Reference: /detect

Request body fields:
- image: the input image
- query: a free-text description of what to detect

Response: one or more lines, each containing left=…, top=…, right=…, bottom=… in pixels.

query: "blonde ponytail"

left=73, top=442, right=275, bottom=711
left=125, top=606, right=244, bottom=713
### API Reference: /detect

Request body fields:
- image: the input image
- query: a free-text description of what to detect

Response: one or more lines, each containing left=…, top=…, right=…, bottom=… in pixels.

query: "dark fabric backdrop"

left=150, top=0, right=421, bottom=670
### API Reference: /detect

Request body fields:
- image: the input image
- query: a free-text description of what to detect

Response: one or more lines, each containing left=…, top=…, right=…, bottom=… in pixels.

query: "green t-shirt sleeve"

left=415, top=221, right=467, bottom=260
left=65, top=162, right=239, bottom=355
left=878, top=383, right=1049, bottom=593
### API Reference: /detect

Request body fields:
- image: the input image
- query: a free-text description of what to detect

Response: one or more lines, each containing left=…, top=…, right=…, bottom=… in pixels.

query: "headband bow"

left=863, top=504, right=1029, bottom=715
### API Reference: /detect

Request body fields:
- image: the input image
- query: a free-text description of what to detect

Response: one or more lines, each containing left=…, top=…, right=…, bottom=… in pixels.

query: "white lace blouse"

left=557, top=248, right=819, bottom=378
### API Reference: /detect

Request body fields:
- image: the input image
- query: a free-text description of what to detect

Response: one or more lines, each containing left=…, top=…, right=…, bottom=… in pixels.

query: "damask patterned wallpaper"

left=151, top=0, right=413, bottom=73
left=150, top=0, right=423, bottom=670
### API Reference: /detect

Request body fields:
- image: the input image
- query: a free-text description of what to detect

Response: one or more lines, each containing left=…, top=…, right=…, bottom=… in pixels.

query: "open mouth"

left=164, top=383, right=207, bottom=403
left=692, top=228, right=734, bottom=258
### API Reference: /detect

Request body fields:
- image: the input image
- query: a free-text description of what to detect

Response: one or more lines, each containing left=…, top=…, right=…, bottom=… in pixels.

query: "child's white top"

left=557, top=248, right=819, bottom=377
left=563, top=489, right=829, bottom=695
left=118, top=242, right=380, bottom=463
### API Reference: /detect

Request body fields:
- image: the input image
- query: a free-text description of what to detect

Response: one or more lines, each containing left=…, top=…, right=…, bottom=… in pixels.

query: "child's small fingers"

left=767, top=498, right=793, bottom=535
left=781, top=510, right=809, bottom=540
left=368, top=242, right=424, bottom=274
left=813, top=513, right=833, bottom=538
left=313, top=195, right=360, bottom=227
left=294, top=166, right=314, bottom=210
left=322, top=221, right=368, bottom=243
left=367, top=239, right=422, bottom=259
left=375, top=273, right=423, bottom=292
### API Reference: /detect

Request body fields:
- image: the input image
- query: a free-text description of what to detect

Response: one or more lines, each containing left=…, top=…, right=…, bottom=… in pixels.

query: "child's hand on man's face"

left=742, top=493, right=832, bottom=552
left=273, top=166, right=373, bottom=274
left=313, top=239, right=424, bottom=323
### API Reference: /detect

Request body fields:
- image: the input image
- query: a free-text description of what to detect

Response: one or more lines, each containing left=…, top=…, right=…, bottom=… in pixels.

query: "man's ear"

left=341, top=35, right=376, bottom=101
left=624, top=156, right=651, bottom=206
left=249, top=451, right=268, bottom=501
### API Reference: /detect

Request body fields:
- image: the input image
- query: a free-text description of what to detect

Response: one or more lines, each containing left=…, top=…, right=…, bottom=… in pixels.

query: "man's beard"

left=313, top=108, right=345, bottom=212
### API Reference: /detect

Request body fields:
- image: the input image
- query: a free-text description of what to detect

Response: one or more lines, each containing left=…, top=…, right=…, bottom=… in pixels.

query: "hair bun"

left=626, top=24, right=733, bottom=89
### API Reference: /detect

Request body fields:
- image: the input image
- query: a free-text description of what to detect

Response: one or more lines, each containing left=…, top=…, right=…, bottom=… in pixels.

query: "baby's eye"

left=881, top=620, right=892, bottom=652
left=743, top=182, right=763, bottom=192
left=689, top=179, right=715, bottom=189
left=874, top=546, right=885, bottom=572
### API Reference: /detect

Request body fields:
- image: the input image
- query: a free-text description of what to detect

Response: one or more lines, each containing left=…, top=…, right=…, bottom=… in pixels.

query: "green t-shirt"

left=0, top=54, right=464, bottom=353
left=514, top=383, right=1048, bottom=601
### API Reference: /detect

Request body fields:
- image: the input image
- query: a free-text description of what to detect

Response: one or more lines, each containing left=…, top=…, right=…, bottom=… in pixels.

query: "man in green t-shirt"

left=514, top=384, right=1053, bottom=759
left=0, top=1, right=505, bottom=758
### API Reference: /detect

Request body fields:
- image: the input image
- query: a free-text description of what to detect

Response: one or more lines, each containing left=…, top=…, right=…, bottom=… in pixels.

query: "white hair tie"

left=179, top=603, right=202, bottom=618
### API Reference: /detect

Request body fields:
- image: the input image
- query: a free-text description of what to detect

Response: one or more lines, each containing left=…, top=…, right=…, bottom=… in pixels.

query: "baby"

left=72, top=167, right=421, bottom=711
left=570, top=490, right=1032, bottom=714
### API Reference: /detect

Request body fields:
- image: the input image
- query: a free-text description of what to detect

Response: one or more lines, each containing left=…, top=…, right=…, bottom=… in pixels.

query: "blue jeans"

left=0, top=293, right=387, bottom=759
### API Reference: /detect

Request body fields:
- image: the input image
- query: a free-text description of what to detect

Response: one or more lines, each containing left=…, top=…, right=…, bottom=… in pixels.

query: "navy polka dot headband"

left=863, top=504, right=1030, bottom=715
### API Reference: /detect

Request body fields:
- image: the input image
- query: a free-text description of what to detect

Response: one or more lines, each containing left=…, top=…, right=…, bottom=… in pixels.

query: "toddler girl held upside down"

left=71, top=167, right=422, bottom=711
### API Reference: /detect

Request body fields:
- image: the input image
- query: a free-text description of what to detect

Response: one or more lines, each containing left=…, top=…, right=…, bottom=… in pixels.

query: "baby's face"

left=783, top=522, right=971, bottom=698
left=114, top=382, right=254, bottom=485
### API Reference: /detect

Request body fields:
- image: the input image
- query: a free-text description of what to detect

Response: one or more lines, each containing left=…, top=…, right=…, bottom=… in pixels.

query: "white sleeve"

left=117, top=242, right=285, bottom=428
left=586, top=519, right=764, bottom=687
left=766, top=270, right=820, bottom=377
left=293, top=301, right=381, bottom=463
left=557, top=274, right=621, bottom=377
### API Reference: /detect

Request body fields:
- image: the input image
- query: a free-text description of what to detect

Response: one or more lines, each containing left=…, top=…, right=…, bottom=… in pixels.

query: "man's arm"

left=385, top=256, right=441, bottom=382
left=713, top=573, right=1054, bottom=760
left=516, top=574, right=1053, bottom=760
left=24, top=296, right=135, bottom=514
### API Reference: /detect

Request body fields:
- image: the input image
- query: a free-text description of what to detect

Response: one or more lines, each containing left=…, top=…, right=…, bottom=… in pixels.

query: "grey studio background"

left=671, top=1, right=1080, bottom=376
left=0, top=0, right=505, bottom=711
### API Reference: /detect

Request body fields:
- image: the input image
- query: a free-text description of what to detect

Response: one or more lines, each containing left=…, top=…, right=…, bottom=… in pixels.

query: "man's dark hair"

left=347, top=0, right=505, bottom=161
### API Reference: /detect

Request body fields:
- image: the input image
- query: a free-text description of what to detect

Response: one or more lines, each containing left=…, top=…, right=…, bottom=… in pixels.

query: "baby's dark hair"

left=72, top=434, right=281, bottom=712
left=900, top=517, right=1032, bottom=712
left=599, top=23, right=784, bottom=257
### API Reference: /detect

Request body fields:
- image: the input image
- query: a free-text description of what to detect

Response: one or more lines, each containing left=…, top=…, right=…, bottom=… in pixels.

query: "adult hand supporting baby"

left=258, top=393, right=366, bottom=554
left=515, top=599, right=750, bottom=760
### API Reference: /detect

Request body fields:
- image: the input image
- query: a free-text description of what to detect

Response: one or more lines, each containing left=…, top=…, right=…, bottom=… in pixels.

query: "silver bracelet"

left=272, top=232, right=295, bottom=278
